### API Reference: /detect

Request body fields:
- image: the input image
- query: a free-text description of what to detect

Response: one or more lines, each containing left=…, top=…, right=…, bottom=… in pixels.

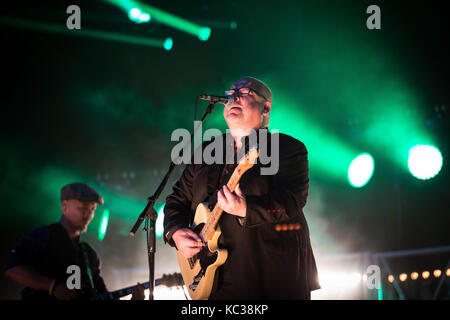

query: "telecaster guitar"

left=177, top=146, right=259, bottom=300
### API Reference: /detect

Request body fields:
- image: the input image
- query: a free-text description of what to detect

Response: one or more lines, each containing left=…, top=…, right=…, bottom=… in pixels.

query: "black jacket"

left=164, top=130, right=320, bottom=299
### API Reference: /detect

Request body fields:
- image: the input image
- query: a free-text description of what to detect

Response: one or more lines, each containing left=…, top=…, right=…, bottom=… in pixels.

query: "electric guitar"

left=88, top=272, right=184, bottom=300
left=177, top=146, right=259, bottom=300
left=22, top=272, right=183, bottom=300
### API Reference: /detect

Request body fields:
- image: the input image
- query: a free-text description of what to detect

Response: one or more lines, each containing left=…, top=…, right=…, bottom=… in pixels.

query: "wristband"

left=48, top=280, right=57, bottom=296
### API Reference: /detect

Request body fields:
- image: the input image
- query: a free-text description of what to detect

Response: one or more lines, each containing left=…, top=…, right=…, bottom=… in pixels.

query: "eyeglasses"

left=224, top=87, right=268, bottom=101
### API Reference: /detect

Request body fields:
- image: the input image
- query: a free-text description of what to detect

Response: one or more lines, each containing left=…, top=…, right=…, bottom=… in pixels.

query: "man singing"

left=164, top=77, right=320, bottom=299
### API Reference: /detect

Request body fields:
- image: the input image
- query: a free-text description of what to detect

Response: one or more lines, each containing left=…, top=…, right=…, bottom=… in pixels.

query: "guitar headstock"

left=160, top=273, right=184, bottom=288
left=237, top=144, right=259, bottom=171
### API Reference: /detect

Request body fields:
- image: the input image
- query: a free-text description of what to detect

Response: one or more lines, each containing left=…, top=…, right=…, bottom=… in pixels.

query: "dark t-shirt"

left=5, top=223, right=107, bottom=300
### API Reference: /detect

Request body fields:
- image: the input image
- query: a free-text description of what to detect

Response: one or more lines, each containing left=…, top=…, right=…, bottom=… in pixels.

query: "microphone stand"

left=129, top=101, right=217, bottom=300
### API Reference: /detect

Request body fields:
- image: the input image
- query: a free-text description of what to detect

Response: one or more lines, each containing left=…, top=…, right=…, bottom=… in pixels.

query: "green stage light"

left=128, top=8, right=151, bottom=23
left=198, top=27, right=211, bottom=41
left=155, top=203, right=165, bottom=238
left=98, top=209, right=110, bottom=241
left=104, top=0, right=210, bottom=40
left=136, top=2, right=211, bottom=41
left=0, top=16, right=171, bottom=50
left=163, top=37, right=173, bottom=51
left=408, top=145, right=443, bottom=180
left=348, top=153, right=375, bottom=188
left=129, top=8, right=141, bottom=19
left=266, top=90, right=358, bottom=182
left=139, top=13, right=151, bottom=22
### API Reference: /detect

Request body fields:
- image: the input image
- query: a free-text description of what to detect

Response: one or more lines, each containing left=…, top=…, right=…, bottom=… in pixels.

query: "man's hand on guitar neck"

left=130, top=282, right=146, bottom=300
left=172, top=228, right=204, bottom=259
left=217, top=184, right=247, bottom=218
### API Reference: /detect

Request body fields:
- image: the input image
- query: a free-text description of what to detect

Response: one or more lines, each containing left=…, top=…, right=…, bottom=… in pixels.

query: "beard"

left=64, top=216, right=90, bottom=233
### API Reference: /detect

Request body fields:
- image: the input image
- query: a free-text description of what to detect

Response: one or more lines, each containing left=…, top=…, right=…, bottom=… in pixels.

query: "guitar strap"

left=80, top=243, right=95, bottom=290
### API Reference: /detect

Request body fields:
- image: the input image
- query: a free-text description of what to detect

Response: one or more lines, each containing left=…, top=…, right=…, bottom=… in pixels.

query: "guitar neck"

left=200, top=166, right=244, bottom=241
left=92, top=278, right=168, bottom=300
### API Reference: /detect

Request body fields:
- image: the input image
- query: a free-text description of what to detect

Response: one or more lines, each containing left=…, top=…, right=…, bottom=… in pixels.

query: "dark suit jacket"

left=164, top=129, right=320, bottom=299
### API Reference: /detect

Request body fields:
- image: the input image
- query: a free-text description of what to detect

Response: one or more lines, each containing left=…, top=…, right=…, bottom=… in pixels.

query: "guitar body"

left=177, top=202, right=228, bottom=300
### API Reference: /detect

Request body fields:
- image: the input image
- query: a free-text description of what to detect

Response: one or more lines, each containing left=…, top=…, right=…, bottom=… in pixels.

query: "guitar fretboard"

left=200, top=166, right=247, bottom=242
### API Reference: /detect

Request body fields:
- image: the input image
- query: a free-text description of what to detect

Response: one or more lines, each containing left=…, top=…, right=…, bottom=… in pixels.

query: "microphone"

left=198, top=94, right=232, bottom=105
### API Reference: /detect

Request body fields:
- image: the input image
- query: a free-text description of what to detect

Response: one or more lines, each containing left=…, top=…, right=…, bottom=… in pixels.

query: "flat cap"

left=60, top=182, right=104, bottom=205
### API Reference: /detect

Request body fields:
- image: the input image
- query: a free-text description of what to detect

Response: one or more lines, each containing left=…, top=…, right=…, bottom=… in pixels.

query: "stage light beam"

left=127, top=7, right=151, bottom=23
left=98, top=209, right=110, bottom=241
left=198, top=27, right=211, bottom=41
left=0, top=16, right=171, bottom=50
left=408, top=144, right=443, bottom=180
left=129, top=1, right=212, bottom=41
left=348, top=153, right=375, bottom=188
left=138, top=13, right=151, bottom=23
left=268, top=92, right=359, bottom=182
left=164, top=37, right=173, bottom=51
left=129, top=8, right=142, bottom=19
left=155, top=203, right=165, bottom=238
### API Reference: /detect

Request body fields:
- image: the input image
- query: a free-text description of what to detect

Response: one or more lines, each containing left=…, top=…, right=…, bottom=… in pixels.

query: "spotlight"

left=129, top=8, right=142, bottom=19
left=163, top=37, right=173, bottom=51
left=422, top=271, right=430, bottom=279
left=198, top=27, right=211, bottom=41
left=447, top=268, right=450, bottom=277
left=139, top=13, right=151, bottom=22
left=155, top=203, right=165, bottom=238
left=399, top=273, right=407, bottom=282
left=98, top=209, right=110, bottom=242
left=348, top=153, right=374, bottom=188
left=408, top=144, right=443, bottom=180
left=388, top=275, right=394, bottom=283
left=128, top=8, right=151, bottom=24
left=433, top=269, right=442, bottom=278
left=410, top=272, right=419, bottom=280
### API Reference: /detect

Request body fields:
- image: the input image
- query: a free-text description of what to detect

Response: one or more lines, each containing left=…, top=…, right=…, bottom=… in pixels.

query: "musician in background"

left=4, top=182, right=145, bottom=300
left=164, top=77, right=320, bottom=299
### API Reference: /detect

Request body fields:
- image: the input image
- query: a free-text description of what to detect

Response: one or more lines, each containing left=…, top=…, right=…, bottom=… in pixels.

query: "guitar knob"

left=189, top=283, right=198, bottom=291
